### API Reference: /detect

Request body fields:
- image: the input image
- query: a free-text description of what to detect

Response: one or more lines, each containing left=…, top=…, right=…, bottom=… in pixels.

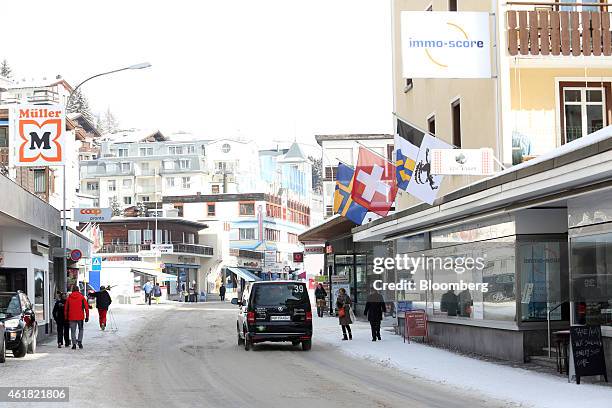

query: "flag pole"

left=354, top=141, right=394, bottom=163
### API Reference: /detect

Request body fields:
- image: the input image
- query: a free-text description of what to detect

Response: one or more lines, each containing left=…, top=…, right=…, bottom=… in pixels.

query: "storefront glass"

left=518, top=238, right=568, bottom=322
left=570, top=232, right=612, bottom=327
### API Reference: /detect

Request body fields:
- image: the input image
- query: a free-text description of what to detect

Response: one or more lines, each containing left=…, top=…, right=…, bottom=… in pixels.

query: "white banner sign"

left=401, top=11, right=491, bottom=79
left=406, top=134, right=453, bottom=205
left=73, top=207, right=112, bottom=222
left=152, top=244, right=174, bottom=254
left=431, top=148, right=494, bottom=175
left=9, top=105, right=66, bottom=166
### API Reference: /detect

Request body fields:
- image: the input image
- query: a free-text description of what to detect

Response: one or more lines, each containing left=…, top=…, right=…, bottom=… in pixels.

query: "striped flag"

left=333, top=163, right=368, bottom=225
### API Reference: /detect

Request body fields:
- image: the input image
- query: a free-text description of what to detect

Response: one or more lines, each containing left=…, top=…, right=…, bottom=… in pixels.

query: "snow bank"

left=314, top=316, right=612, bottom=408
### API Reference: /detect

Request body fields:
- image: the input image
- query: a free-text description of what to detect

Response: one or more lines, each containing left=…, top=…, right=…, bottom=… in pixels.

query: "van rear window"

left=253, top=283, right=308, bottom=306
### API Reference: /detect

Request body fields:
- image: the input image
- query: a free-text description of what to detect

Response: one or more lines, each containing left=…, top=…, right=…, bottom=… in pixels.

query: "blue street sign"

left=89, top=271, right=101, bottom=291
left=92, top=257, right=102, bottom=271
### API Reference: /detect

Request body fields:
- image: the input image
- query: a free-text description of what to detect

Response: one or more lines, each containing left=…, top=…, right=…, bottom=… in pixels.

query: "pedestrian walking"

left=89, top=286, right=112, bottom=330
left=143, top=280, right=153, bottom=305
left=219, top=283, right=226, bottom=301
left=314, top=283, right=327, bottom=317
left=364, top=288, right=386, bottom=341
left=52, top=291, right=70, bottom=348
left=153, top=283, right=162, bottom=304
left=336, top=288, right=353, bottom=340
left=64, top=285, right=89, bottom=350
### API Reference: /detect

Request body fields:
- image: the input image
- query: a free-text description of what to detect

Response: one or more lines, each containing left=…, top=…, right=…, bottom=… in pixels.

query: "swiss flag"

left=351, top=147, right=398, bottom=216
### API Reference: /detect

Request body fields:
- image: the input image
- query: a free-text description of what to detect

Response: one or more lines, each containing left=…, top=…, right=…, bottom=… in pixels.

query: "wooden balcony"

left=507, top=8, right=612, bottom=56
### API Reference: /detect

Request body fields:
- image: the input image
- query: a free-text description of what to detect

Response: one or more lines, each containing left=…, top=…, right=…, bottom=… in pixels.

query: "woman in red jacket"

left=64, top=285, right=89, bottom=349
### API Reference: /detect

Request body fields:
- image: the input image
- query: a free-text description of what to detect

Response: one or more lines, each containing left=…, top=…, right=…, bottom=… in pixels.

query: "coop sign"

left=10, top=105, right=66, bottom=166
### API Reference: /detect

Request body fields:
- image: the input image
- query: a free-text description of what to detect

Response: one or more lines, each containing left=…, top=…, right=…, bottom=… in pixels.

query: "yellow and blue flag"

left=394, top=134, right=420, bottom=191
left=333, top=163, right=368, bottom=225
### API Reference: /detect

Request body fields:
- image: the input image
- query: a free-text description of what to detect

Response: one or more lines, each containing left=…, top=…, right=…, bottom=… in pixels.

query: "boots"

left=342, top=334, right=348, bottom=341
left=349, top=332, right=352, bottom=340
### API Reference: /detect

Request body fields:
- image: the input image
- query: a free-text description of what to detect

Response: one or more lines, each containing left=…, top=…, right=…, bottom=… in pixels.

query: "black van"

left=233, top=281, right=312, bottom=351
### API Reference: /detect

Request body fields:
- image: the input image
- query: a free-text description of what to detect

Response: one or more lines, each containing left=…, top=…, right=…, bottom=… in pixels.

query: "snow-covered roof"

left=7, top=76, right=72, bottom=91
left=100, top=129, right=166, bottom=143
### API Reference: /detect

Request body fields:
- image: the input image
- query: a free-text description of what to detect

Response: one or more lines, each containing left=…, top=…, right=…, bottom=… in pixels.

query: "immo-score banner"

left=401, top=11, right=492, bottom=79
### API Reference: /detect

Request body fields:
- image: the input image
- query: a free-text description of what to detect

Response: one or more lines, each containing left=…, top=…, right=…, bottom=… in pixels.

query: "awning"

left=298, top=215, right=356, bottom=243
left=227, top=267, right=261, bottom=282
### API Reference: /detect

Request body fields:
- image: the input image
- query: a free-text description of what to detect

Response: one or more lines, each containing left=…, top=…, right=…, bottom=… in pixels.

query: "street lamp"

left=62, top=62, right=151, bottom=291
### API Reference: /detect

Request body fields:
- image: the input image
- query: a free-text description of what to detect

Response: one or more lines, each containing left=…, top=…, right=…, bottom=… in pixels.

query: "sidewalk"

left=313, top=316, right=612, bottom=408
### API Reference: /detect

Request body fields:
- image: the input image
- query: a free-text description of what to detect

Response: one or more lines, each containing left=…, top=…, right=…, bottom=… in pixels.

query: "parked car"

left=0, top=291, right=38, bottom=358
left=0, top=321, right=5, bottom=363
left=233, top=281, right=312, bottom=351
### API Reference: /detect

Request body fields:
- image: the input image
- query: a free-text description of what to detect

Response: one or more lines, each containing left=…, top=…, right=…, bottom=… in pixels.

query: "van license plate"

left=270, top=316, right=291, bottom=321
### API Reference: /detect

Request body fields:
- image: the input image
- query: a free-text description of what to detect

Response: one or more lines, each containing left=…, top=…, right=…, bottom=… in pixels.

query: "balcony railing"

left=98, top=242, right=213, bottom=256
left=27, top=90, right=60, bottom=104
left=507, top=6, right=612, bottom=56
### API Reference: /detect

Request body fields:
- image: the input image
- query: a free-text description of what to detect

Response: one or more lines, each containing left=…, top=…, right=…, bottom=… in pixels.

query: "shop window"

left=518, top=238, right=568, bottom=322
left=34, top=269, right=46, bottom=322
left=239, top=202, right=255, bottom=216
left=560, top=83, right=609, bottom=144
left=571, top=232, right=612, bottom=327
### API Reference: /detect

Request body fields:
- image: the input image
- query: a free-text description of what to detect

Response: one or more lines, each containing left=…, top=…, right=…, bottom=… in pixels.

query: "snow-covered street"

left=314, top=315, right=612, bottom=408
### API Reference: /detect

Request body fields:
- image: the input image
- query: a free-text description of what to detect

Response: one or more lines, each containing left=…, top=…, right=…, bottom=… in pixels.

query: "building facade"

left=94, top=217, right=213, bottom=302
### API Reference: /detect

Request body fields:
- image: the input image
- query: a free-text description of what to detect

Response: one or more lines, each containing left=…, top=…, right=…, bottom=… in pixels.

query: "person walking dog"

left=64, top=285, right=89, bottom=349
left=336, top=288, right=353, bottom=341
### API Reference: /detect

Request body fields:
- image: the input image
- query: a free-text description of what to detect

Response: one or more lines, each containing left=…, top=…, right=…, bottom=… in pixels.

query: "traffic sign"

left=92, top=256, right=102, bottom=271
left=70, top=249, right=82, bottom=262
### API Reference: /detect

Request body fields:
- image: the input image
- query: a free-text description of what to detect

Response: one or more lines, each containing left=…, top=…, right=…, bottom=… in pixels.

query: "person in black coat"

left=314, top=283, right=327, bottom=317
left=89, top=286, right=112, bottom=330
left=364, top=288, right=386, bottom=341
left=219, top=284, right=226, bottom=301
left=52, top=292, right=70, bottom=348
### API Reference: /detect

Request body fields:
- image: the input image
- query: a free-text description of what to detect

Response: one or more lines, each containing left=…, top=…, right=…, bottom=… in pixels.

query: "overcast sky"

left=3, top=0, right=392, bottom=147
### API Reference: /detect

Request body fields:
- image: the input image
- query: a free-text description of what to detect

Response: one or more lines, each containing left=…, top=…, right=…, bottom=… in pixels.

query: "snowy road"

left=0, top=301, right=510, bottom=408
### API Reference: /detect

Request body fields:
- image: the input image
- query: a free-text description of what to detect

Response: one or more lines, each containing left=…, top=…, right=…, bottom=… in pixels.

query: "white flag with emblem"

left=406, top=134, right=453, bottom=205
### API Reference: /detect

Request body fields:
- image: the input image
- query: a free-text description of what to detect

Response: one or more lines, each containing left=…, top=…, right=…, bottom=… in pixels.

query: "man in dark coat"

left=364, top=288, right=386, bottom=341
left=89, top=286, right=112, bottom=330
left=440, top=289, right=459, bottom=317
left=52, top=292, right=70, bottom=348
left=314, top=283, right=327, bottom=317
left=219, top=284, right=226, bottom=301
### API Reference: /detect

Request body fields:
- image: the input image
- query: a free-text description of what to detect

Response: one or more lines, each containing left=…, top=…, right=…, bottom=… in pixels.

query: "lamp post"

left=62, top=62, right=151, bottom=291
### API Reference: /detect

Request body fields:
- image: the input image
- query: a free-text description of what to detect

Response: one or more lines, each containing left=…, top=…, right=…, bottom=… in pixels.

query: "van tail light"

left=247, top=311, right=256, bottom=324
left=305, top=311, right=312, bottom=322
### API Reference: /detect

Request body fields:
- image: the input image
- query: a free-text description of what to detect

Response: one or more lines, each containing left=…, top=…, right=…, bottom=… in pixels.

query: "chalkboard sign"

left=570, top=325, right=608, bottom=384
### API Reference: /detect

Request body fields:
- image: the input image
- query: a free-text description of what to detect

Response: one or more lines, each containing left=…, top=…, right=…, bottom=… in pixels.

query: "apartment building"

left=80, top=135, right=210, bottom=208
left=165, top=191, right=312, bottom=292
left=316, top=134, right=394, bottom=218
left=93, top=217, right=213, bottom=302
